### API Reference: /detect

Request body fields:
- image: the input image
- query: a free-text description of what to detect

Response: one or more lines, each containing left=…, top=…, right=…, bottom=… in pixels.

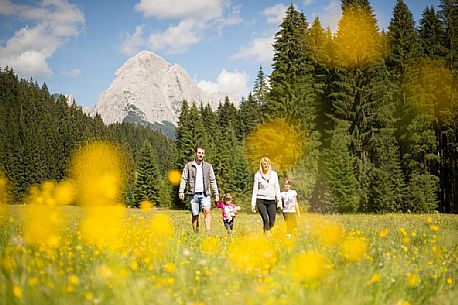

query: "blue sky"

left=0, top=0, right=439, bottom=107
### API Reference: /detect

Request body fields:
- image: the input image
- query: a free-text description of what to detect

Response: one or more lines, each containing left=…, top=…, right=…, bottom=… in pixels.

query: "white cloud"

left=198, top=69, right=249, bottom=98
left=262, top=3, right=288, bottom=25
left=61, top=67, right=80, bottom=77
left=126, top=0, right=238, bottom=55
left=303, top=0, right=315, bottom=6
left=149, top=19, right=200, bottom=54
left=121, top=25, right=146, bottom=56
left=135, top=0, right=223, bottom=22
left=233, top=35, right=274, bottom=64
left=0, top=0, right=85, bottom=79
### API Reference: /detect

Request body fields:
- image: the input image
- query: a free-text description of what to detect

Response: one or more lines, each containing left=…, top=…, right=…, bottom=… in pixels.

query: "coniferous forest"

left=1, top=0, right=457, bottom=213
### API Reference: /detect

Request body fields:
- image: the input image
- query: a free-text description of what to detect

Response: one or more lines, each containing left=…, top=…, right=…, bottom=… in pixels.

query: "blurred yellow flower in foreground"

left=312, top=220, right=345, bottom=246
left=290, top=250, right=330, bottom=282
left=69, top=141, right=127, bottom=206
left=341, top=237, right=368, bottom=263
left=150, top=213, right=174, bottom=238
left=200, top=236, right=220, bottom=255
left=13, top=285, right=22, bottom=299
left=406, top=272, right=421, bottom=288
left=80, top=205, right=125, bottom=250
left=333, top=7, right=385, bottom=68
left=23, top=205, right=64, bottom=248
left=245, top=118, right=305, bottom=172
left=140, top=200, right=153, bottom=212
left=167, top=169, right=182, bottom=186
left=368, top=273, right=381, bottom=284
left=229, top=235, right=277, bottom=275
left=379, top=228, right=389, bottom=238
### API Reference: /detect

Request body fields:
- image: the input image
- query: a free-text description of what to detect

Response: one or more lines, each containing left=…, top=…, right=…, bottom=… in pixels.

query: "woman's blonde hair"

left=259, top=156, right=272, bottom=179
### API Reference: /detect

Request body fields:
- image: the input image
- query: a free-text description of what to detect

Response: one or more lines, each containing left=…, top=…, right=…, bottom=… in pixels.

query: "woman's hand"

left=251, top=206, right=256, bottom=213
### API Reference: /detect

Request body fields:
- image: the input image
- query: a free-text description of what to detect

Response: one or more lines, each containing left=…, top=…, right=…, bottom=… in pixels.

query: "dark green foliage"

left=132, top=141, right=165, bottom=207
left=367, top=132, right=405, bottom=212
left=405, top=172, right=439, bottom=212
left=419, top=6, right=448, bottom=59
left=0, top=67, right=176, bottom=204
left=440, top=0, right=458, bottom=69
left=321, top=132, right=359, bottom=213
left=236, top=93, right=262, bottom=140
left=267, top=3, right=316, bottom=124
left=387, top=0, right=420, bottom=76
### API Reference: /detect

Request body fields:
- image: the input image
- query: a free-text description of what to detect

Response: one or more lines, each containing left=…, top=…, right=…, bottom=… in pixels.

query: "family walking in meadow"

left=179, top=148, right=295, bottom=235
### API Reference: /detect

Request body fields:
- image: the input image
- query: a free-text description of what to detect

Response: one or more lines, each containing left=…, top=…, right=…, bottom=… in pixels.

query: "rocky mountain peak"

left=90, top=50, right=239, bottom=126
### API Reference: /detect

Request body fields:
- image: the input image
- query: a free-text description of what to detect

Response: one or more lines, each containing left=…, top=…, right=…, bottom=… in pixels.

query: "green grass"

left=0, top=206, right=457, bottom=305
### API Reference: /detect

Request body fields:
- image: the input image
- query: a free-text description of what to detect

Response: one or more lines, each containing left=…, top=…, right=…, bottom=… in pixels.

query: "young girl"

left=280, top=179, right=300, bottom=237
left=215, top=193, right=241, bottom=235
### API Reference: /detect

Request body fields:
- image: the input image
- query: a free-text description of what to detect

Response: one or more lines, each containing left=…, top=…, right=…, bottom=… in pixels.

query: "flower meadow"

left=0, top=141, right=456, bottom=305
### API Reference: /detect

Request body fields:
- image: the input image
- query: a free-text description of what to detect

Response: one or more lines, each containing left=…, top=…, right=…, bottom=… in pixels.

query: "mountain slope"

left=91, top=51, right=238, bottom=126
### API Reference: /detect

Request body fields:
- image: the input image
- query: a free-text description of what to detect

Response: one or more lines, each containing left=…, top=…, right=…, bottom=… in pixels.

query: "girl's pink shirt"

left=215, top=201, right=239, bottom=220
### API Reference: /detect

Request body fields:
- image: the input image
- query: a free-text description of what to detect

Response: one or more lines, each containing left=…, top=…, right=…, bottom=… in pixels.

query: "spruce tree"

left=440, top=0, right=458, bottom=69
left=387, top=0, right=420, bottom=77
left=321, top=130, right=359, bottom=213
left=252, top=65, right=269, bottom=108
left=133, top=141, right=163, bottom=207
left=266, top=3, right=315, bottom=125
left=236, top=93, right=262, bottom=140
left=176, top=100, right=194, bottom=168
left=418, top=6, right=448, bottom=59
left=329, top=0, right=394, bottom=211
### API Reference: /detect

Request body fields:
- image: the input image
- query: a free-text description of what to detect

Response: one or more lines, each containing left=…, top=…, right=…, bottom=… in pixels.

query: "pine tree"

left=321, top=131, right=359, bottom=213
left=133, top=141, right=163, bottom=207
left=236, top=93, right=262, bottom=140
left=418, top=6, right=448, bottom=59
left=328, top=0, right=394, bottom=211
left=252, top=65, right=269, bottom=108
left=176, top=100, right=194, bottom=169
left=440, top=0, right=458, bottom=69
left=200, top=104, right=220, bottom=164
left=387, top=0, right=420, bottom=77
left=266, top=3, right=315, bottom=124
left=438, top=0, right=458, bottom=212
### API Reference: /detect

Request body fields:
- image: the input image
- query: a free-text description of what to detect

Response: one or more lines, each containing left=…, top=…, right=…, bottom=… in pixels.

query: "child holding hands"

left=215, top=193, right=241, bottom=235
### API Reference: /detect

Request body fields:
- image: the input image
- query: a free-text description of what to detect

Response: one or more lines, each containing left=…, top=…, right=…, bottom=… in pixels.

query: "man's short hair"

left=195, top=144, right=205, bottom=152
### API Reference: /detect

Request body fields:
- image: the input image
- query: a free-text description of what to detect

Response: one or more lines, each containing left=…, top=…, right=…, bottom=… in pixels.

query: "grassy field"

left=0, top=205, right=457, bottom=305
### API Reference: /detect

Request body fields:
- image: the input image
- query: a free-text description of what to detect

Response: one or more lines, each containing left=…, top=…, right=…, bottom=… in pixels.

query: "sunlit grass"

left=0, top=206, right=456, bottom=305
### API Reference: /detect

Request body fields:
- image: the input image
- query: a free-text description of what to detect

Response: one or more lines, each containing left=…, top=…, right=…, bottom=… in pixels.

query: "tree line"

left=1, top=0, right=456, bottom=213
left=175, top=0, right=457, bottom=213
left=0, top=67, right=177, bottom=207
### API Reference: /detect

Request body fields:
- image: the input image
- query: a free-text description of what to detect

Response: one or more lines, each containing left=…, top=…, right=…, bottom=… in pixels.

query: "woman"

left=251, top=157, right=281, bottom=233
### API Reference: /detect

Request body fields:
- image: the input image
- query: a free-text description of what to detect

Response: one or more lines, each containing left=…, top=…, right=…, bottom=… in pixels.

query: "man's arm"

left=209, top=164, right=219, bottom=202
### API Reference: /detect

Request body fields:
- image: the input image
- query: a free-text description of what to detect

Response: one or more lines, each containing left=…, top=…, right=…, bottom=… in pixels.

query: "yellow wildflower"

left=290, top=251, right=330, bottom=282
left=341, top=237, right=368, bottom=263
left=406, top=272, right=421, bottom=288
left=167, top=169, right=182, bottom=186
left=379, top=228, right=389, bottom=238
left=13, top=285, right=22, bottom=299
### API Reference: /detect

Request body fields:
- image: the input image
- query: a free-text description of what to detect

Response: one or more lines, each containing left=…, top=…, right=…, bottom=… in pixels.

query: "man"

left=179, top=146, right=219, bottom=232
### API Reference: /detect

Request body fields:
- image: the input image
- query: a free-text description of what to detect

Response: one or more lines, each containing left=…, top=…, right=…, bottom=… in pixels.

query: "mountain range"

left=86, top=51, right=239, bottom=131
